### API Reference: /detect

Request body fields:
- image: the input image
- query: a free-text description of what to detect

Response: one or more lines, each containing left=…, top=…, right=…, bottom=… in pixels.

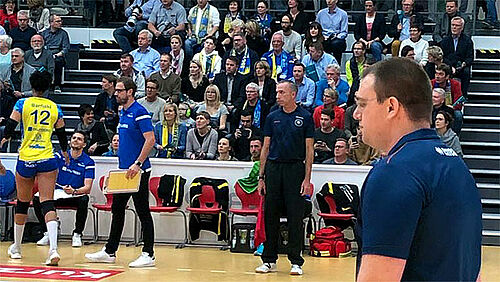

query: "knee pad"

left=40, top=200, right=56, bottom=216
left=15, top=200, right=30, bottom=215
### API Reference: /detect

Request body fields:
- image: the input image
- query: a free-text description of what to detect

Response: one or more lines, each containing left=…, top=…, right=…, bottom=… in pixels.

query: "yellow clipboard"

left=103, top=169, right=142, bottom=194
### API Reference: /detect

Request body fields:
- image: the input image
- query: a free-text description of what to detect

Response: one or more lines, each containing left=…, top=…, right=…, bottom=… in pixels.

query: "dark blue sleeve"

left=361, top=164, right=424, bottom=259
left=135, top=108, right=154, bottom=134
left=263, top=112, right=274, bottom=137
left=304, top=112, right=314, bottom=138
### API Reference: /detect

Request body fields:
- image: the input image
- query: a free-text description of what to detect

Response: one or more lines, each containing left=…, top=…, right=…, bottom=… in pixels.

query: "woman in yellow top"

left=1, top=70, right=68, bottom=266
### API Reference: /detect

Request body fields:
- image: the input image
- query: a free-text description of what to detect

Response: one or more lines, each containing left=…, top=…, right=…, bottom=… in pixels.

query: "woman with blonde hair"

left=181, top=60, right=210, bottom=103
left=220, top=18, right=245, bottom=53
left=154, top=103, right=187, bottom=158
left=195, top=84, right=229, bottom=132
left=0, top=35, right=12, bottom=69
left=246, top=60, right=277, bottom=105
left=245, top=20, right=268, bottom=57
left=425, top=45, right=444, bottom=79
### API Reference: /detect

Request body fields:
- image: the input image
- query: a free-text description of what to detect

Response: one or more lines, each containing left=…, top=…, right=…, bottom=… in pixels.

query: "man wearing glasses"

left=10, top=10, right=37, bottom=51
left=40, top=15, right=70, bottom=93
left=354, top=58, right=481, bottom=281
left=138, top=78, right=167, bottom=124
left=86, top=77, right=156, bottom=268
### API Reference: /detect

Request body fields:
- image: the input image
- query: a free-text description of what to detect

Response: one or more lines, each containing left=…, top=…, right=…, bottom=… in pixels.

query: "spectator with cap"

left=262, top=32, right=294, bottom=82
left=0, top=47, right=36, bottom=98
left=130, top=30, right=161, bottom=78
left=113, top=53, right=146, bottom=98
left=316, top=0, right=348, bottom=64
left=314, top=108, right=347, bottom=163
left=150, top=53, right=182, bottom=103
left=40, top=14, right=70, bottom=93
left=315, top=63, right=349, bottom=107
left=148, top=0, right=186, bottom=54
left=9, top=11, right=36, bottom=52
left=25, top=34, right=55, bottom=77
left=113, top=0, right=161, bottom=53
left=301, top=41, right=337, bottom=83
left=323, top=138, right=358, bottom=165
left=185, top=0, right=220, bottom=60
left=353, top=0, right=386, bottom=62
left=290, top=62, right=315, bottom=110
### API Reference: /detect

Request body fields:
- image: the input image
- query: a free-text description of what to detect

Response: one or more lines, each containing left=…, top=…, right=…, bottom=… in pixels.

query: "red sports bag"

left=309, top=226, right=351, bottom=257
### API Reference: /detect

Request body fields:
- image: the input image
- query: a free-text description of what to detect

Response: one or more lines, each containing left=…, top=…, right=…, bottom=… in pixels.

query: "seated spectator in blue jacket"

left=113, top=0, right=161, bottom=53
left=154, top=103, right=187, bottom=158
left=130, top=30, right=160, bottom=78
left=32, top=131, right=95, bottom=248
left=261, top=32, right=294, bottom=82
left=315, top=63, right=349, bottom=106
left=103, top=133, right=119, bottom=157
left=301, top=41, right=337, bottom=82
left=290, top=62, right=315, bottom=110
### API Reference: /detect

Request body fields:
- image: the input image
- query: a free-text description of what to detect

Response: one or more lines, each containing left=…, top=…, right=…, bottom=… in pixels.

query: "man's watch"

left=135, top=161, right=142, bottom=167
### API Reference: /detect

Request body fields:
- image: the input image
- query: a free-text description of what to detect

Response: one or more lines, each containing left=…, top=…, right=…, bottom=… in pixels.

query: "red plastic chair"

left=92, top=175, right=139, bottom=245
left=148, top=177, right=188, bottom=248
left=229, top=182, right=261, bottom=225
left=317, top=194, right=355, bottom=229
left=186, top=184, right=228, bottom=246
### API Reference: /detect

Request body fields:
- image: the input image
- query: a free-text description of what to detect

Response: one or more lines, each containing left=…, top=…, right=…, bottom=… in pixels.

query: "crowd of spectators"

left=0, top=0, right=477, bottom=159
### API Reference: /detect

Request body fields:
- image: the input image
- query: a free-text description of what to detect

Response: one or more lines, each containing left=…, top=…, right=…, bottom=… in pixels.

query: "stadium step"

left=464, top=103, right=500, bottom=117
left=464, top=155, right=500, bottom=170
left=65, top=69, right=114, bottom=82
left=460, top=128, right=500, bottom=143
left=468, top=80, right=500, bottom=93
left=79, top=58, right=120, bottom=71
left=471, top=69, right=500, bottom=81
left=470, top=169, right=500, bottom=186
left=49, top=92, right=99, bottom=106
left=79, top=49, right=122, bottom=60
left=462, top=116, right=500, bottom=130
left=462, top=141, right=500, bottom=156
left=472, top=58, right=500, bottom=71
left=466, top=92, right=500, bottom=104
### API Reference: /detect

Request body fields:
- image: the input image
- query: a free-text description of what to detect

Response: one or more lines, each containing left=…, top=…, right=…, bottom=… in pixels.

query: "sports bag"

left=309, top=226, right=351, bottom=257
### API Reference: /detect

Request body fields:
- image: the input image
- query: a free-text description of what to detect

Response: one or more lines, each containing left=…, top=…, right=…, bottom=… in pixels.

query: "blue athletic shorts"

left=16, top=158, right=59, bottom=178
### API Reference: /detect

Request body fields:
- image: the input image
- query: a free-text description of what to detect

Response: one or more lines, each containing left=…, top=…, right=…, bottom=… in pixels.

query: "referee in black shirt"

left=255, top=80, right=314, bottom=276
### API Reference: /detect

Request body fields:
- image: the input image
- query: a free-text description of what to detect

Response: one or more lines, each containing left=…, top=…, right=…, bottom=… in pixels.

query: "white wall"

left=1, top=154, right=371, bottom=243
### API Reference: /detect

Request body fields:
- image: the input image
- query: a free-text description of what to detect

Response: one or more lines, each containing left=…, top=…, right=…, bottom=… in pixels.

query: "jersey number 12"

left=30, top=110, right=50, bottom=125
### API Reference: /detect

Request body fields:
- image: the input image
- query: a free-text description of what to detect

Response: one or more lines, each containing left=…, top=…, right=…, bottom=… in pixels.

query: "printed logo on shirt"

left=294, top=116, right=304, bottom=127
left=61, top=166, right=82, bottom=175
left=434, top=147, right=458, bottom=157
left=117, top=123, right=129, bottom=129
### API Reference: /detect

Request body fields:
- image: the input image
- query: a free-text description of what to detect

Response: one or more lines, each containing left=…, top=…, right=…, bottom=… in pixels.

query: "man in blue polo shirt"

left=33, top=131, right=95, bottom=248
left=255, top=80, right=314, bottom=276
left=86, top=77, right=156, bottom=268
left=354, top=58, right=482, bottom=281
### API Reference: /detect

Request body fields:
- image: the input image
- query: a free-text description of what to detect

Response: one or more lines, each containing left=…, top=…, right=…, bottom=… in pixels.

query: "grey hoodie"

left=437, top=128, right=463, bottom=157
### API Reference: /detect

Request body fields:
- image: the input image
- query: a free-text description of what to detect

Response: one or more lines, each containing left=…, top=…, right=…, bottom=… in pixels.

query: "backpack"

left=157, top=174, right=186, bottom=207
left=309, top=226, right=351, bottom=257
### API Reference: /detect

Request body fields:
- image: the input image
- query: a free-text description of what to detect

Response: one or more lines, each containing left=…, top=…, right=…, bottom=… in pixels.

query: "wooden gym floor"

left=0, top=242, right=498, bottom=281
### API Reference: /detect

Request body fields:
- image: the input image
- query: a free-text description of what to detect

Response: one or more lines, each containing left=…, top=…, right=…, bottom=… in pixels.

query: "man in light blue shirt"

left=130, top=30, right=160, bottom=78
left=113, top=0, right=161, bottom=53
left=316, top=0, right=348, bottom=64
left=290, top=62, right=315, bottom=110
left=301, top=41, right=338, bottom=83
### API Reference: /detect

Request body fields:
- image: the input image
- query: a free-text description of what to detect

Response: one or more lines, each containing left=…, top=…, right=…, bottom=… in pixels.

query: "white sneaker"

left=85, top=247, right=116, bottom=263
left=128, top=252, right=155, bottom=268
left=7, top=244, right=21, bottom=259
left=37, top=232, right=49, bottom=246
left=290, top=264, right=303, bottom=275
left=45, top=249, right=60, bottom=266
left=255, top=262, right=277, bottom=273
left=72, top=233, right=82, bottom=247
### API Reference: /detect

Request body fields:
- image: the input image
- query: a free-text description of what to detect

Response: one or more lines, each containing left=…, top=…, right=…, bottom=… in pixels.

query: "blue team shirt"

left=356, top=128, right=482, bottom=281
left=261, top=50, right=294, bottom=81
left=54, top=150, right=95, bottom=189
left=117, top=101, right=154, bottom=170
left=264, top=106, right=314, bottom=161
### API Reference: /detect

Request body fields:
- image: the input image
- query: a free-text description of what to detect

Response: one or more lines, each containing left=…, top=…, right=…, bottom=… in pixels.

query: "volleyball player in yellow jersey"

left=1, top=70, right=68, bottom=266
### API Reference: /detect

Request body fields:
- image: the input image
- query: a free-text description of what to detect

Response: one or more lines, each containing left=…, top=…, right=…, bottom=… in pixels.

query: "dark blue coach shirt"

left=356, top=128, right=482, bottom=281
left=54, top=150, right=95, bottom=189
left=264, top=106, right=314, bottom=162
left=117, top=101, right=154, bottom=171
